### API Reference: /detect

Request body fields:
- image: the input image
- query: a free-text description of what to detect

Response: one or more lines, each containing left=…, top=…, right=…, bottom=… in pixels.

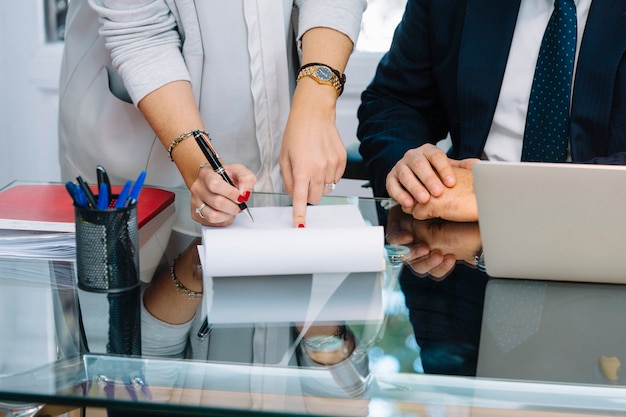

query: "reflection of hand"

left=386, top=206, right=482, bottom=280
left=189, top=163, right=256, bottom=227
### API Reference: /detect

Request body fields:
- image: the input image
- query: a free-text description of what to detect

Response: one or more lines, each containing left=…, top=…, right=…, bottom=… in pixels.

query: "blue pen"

left=129, top=170, right=146, bottom=204
left=73, top=186, right=89, bottom=208
left=97, top=183, right=109, bottom=210
left=115, top=180, right=132, bottom=209
left=66, top=181, right=88, bottom=207
left=65, top=181, right=87, bottom=207
left=65, top=181, right=80, bottom=205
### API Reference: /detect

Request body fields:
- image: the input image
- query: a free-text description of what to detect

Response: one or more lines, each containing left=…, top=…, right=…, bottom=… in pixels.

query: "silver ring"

left=324, top=183, right=336, bottom=190
left=195, top=203, right=207, bottom=219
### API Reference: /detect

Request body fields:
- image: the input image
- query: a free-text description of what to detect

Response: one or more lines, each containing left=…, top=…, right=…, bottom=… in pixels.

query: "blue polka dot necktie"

left=521, top=0, right=577, bottom=162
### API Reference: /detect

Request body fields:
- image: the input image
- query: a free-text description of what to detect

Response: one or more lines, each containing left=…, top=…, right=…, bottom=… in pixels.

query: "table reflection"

left=139, top=267, right=380, bottom=399
left=4, top=197, right=626, bottom=416
left=382, top=206, right=626, bottom=387
left=382, top=206, right=487, bottom=376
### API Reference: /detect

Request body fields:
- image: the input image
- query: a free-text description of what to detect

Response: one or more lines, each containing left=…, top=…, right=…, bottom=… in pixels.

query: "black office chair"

left=343, top=142, right=371, bottom=188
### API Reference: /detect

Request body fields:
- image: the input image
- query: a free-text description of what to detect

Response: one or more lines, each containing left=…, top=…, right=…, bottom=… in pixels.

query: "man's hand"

left=386, top=144, right=479, bottom=221
left=386, top=143, right=479, bottom=204
left=406, top=166, right=479, bottom=222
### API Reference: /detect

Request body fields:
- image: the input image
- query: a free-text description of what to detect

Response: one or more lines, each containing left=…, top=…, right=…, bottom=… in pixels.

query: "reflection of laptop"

left=472, top=161, right=626, bottom=283
left=477, top=279, right=626, bottom=386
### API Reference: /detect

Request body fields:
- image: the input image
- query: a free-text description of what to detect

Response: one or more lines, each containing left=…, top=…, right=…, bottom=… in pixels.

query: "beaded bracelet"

left=170, top=255, right=203, bottom=298
left=167, top=130, right=209, bottom=161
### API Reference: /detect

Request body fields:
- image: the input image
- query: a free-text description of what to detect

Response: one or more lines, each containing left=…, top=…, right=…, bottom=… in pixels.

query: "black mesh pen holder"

left=75, top=202, right=139, bottom=292
left=75, top=201, right=141, bottom=356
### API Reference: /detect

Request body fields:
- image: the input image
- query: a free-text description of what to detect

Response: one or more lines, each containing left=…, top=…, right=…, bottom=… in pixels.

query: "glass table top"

left=1, top=193, right=625, bottom=416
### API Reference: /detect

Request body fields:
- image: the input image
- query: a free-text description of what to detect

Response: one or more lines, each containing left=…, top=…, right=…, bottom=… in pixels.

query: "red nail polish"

left=238, top=191, right=251, bottom=203
left=298, top=223, right=305, bottom=228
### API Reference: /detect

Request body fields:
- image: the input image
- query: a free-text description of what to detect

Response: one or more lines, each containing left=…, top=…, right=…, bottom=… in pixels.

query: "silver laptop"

left=472, top=161, right=626, bottom=283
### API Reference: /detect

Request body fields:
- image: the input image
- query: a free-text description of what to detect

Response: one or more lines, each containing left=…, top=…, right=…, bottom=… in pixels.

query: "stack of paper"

left=0, top=183, right=176, bottom=282
left=0, top=230, right=75, bottom=261
left=200, top=204, right=385, bottom=277
left=198, top=204, right=386, bottom=324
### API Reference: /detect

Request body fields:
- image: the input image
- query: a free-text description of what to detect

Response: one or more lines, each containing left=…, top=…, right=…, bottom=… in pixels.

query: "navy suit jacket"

left=357, top=0, right=626, bottom=196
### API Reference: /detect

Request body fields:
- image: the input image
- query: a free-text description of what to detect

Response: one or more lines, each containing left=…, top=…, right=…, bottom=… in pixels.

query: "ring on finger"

left=324, top=182, right=337, bottom=190
left=195, top=203, right=207, bottom=219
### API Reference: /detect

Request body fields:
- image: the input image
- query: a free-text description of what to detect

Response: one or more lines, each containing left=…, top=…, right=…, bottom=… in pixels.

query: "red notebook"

left=0, top=183, right=175, bottom=232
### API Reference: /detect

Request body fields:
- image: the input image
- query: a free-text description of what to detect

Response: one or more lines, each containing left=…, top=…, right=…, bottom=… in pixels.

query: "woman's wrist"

left=302, top=325, right=355, bottom=365
left=169, top=138, right=208, bottom=189
left=171, top=254, right=203, bottom=298
left=143, top=240, right=203, bottom=325
left=292, top=78, right=338, bottom=112
left=170, top=241, right=204, bottom=295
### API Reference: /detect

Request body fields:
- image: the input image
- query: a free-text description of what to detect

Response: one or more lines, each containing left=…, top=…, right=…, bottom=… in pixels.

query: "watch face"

left=315, top=66, right=333, bottom=81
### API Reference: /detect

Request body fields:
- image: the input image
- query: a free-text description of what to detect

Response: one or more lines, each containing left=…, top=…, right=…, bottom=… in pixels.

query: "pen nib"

left=243, top=208, right=254, bottom=222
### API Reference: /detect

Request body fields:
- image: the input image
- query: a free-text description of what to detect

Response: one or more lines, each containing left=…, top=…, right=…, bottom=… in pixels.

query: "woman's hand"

left=189, top=163, right=256, bottom=227
left=280, top=82, right=346, bottom=228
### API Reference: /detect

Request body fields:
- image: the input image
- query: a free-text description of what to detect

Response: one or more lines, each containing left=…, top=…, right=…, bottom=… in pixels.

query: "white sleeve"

left=88, top=0, right=191, bottom=105
left=140, top=285, right=193, bottom=359
left=294, top=0, right=367, bottom=49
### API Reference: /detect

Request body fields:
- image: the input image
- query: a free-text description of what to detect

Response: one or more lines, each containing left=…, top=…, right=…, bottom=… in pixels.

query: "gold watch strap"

left=296, top=63, right=346, bottom=97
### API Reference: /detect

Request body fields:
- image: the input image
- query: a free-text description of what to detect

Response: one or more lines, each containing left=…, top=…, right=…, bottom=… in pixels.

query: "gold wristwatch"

left=296, top=63, right=346, bottom=97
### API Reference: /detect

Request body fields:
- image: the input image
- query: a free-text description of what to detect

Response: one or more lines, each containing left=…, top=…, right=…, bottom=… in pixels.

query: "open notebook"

left=473, top=161, right=626, bottom=283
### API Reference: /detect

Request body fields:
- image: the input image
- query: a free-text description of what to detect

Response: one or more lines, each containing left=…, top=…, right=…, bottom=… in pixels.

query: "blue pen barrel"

left=74, top=201, right=141, bottom=356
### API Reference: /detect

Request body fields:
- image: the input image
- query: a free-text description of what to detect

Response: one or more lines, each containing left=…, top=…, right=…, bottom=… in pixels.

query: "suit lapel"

left=457, top=0, right=521, bottom=157
left=570, top=0, right=626, bottom=157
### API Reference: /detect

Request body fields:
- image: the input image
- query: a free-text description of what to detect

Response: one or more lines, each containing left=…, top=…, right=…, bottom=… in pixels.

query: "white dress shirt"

left=69, top=0, right=365, bottom=235
left=483, top=0, right=591, bottom=162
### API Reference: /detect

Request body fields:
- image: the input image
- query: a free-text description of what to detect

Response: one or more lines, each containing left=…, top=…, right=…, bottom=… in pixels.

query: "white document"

left=200, top=204, right=385, bottom=276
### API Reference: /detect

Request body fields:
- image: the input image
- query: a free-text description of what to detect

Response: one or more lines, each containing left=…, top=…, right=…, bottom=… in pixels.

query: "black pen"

left=76, top=176, right=98, bottom=209
left=193, top=131, right=254, bottom=222
left=197, top=317, right=211, bottom=340
left=96, top=165, right=112, bottom=205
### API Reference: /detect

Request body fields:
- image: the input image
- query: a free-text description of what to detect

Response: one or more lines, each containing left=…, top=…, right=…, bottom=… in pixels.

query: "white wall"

left=0, top=3, right=64, bottom=189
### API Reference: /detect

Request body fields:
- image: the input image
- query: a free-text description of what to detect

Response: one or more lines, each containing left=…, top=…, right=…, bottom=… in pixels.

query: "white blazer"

left=58, top=0, right=365, bottom=233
